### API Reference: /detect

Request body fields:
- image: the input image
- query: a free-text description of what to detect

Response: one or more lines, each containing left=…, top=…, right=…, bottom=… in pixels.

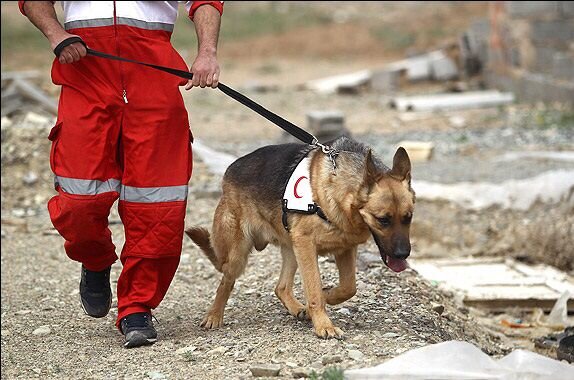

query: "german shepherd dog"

left=186, top=137, right=415, bottom=339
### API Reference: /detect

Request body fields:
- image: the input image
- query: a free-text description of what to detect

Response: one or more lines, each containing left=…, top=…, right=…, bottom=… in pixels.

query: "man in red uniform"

left=20, top=0, right=223, bottom=348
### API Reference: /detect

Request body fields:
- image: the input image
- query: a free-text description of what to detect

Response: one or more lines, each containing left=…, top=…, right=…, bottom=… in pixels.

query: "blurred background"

left=2, top=1, right=574, bottom=377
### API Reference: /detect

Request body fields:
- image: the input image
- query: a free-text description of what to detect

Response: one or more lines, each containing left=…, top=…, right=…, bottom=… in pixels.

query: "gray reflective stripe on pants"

left=120, top=185, right=188, bottom=203
left=65, top=17, right=174, bottom=32
left=55, top=176, right=121, bottom=195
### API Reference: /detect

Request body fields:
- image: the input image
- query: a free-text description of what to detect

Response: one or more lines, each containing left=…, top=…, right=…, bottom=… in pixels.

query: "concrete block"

left=560, top=1, right=574, bottom=17
left=430, top=54, right=459, bottom=81
left=552, top=52, right=574, bottom=81
left=306, top=110, right=350, bottom=142
left=371, top=68, right=403, bottom=94
left=505, top=1, right=561, bottom=19
left=531, top=20, right=574, bottom=46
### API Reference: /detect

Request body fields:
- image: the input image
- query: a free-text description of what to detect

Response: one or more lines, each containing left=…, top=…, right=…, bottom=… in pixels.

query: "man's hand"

left=186, top=52, right=220, bottom=89
left=50, top=32, right=87, bottom=64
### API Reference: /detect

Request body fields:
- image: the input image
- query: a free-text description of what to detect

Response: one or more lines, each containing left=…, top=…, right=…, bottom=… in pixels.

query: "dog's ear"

left=363, top=149, right=379, bottom=187
left=390, top=147, right=411, bottom=182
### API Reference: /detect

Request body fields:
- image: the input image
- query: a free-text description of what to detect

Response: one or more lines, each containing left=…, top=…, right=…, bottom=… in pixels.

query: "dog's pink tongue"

left=387, top=256, right=408, bottom=272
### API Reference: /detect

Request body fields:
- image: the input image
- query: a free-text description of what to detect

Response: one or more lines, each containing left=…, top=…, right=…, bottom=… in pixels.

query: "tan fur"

left=186, top=147, right=415, bottom=339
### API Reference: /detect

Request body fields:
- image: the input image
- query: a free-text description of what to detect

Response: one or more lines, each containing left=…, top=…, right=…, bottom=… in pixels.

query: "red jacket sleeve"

left=188, top=1, right=223, bottom=21
left=19, top=1, right=56, bottom=16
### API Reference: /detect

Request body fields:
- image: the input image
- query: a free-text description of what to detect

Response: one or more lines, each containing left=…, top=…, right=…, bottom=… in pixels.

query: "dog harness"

left=282, top=154, right=329, bottom=231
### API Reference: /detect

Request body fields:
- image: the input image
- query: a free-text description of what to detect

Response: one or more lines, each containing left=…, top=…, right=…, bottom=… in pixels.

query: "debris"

left=250, top=364, right=282, bottom=377
left=175, top=345, right=197, bottom=355
left=206, top=346, right=228, bottom=355
left=414, top=169, right=574, bottom=211
left=371, top=68, right=404, bottom=94
left=304, top=110, right=350, bottom=143
left=382, top=332, right=400, bottom=339
left=146, top=371, right=166, bottom=380
left=1, top=72, right=57, bottom=116
left=410, top=257, right=574, bottom=312
left=501, top=319, right=531, bottom=328
left=22, top=171, right=39, bottom=186
left=345, top=341, right=574, bottom=379
left=547, top=290, right=570, bottom=327
left=321, top=355, right=343, bottom=365
left=390, top=90, right=515, bottom=112
left=192, top=139, right=237, bottom=175
left=305, top=70, right=371, bottom=94
left=396, top=141, right=434, bottom=162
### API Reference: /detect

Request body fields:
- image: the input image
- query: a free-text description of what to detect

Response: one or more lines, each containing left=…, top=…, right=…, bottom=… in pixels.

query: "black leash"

left=54, top=37, right=334, bottom=152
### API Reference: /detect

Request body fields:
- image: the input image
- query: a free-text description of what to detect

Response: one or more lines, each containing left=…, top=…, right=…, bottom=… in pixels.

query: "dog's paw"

left=314, top=325, right=345, bottom=340
left=200, top=313, right=223, bottom=329
left=296, top=308, right=310, bottom=321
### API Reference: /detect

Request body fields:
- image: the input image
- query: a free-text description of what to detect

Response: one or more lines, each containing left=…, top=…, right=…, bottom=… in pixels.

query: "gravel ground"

left=1, top=95, right=573, bottom=379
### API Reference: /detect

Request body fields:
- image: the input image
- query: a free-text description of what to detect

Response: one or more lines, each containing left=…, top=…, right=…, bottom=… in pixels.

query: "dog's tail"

left=185, top=227, right=222, bottom=272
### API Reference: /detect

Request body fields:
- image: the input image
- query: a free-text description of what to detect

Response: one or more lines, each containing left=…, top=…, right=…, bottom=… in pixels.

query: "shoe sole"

left=124, top=337, right=157, bottom=348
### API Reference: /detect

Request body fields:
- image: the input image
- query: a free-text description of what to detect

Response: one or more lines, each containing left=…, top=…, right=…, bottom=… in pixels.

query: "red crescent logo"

left=294, top=176, right=308, bottom=199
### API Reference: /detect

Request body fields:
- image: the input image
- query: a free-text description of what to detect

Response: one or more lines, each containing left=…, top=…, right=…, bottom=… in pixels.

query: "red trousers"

left=46, top=25, right=192, bottom=325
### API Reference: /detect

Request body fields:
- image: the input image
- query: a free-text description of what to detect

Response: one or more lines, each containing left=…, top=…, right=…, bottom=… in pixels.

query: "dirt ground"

left=2, top=2, right=574, bottom=379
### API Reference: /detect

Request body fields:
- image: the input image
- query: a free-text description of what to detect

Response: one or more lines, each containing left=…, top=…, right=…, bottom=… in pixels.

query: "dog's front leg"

left=324, top=247, right=357, bottom=305
left=293, top=239, right=344, bottom=339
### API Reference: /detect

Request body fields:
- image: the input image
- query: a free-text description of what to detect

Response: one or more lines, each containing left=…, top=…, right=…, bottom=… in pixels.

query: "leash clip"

left=311, top=137, right=339, bottom=172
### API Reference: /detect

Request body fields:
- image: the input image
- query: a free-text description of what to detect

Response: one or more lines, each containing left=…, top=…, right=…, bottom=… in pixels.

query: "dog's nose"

left=393, top=247, right=410, bottom=259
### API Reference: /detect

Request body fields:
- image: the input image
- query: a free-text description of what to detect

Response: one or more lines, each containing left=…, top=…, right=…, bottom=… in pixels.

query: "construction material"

left=396, top=141, right=434, bottom=162
left=306, top=110, right=350, bottom=142
left=1, top=71, right=57, bottom=116
left=305, top=70, right=371, bottom=94
left=390, top=90, right=515, bottom=112
left=409, top=257, right=574, bottom=312
left=345, top=340, right=574, bottom=380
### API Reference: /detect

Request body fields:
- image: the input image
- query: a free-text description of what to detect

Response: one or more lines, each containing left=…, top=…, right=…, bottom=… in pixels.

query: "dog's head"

left=358, top=147, right=415, bottom=273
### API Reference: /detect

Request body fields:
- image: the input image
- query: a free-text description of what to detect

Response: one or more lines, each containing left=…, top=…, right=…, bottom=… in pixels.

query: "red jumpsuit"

left=19, top=1, right=223, bottom=326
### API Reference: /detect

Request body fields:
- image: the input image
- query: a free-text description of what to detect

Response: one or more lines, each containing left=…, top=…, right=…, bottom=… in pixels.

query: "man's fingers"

left=68, top=46, right=81, bottom=62
left=75, top=42, right=87, bottom=58
left=199, top=72, right=208, bottom=88
left=211, top=71, right=220, bottom=88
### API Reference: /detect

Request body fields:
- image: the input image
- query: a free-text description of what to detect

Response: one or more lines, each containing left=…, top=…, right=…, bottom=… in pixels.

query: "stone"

left=292, top=367, right=314, bottom=378
left=207, top=346, right=227, bottom=355
left=146, top=371, right=166, bottom=380
left=431, top=303, right=445, bottom=315
left=322, top=354, right=343, bottom=365
left=382, top=332, right=399, bottom=338
left=175, top=345, right=197, bottom=355
left=32, top=325, right=51, bottom=336
left=22, top=171, right=38, bottom=186
left=347, top=349, right=365, bottom=361
left=250, top=364, right=282, bottom=377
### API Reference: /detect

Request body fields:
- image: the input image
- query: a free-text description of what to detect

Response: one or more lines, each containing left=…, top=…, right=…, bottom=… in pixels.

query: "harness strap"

left=282, top=200, right=330, bottom=232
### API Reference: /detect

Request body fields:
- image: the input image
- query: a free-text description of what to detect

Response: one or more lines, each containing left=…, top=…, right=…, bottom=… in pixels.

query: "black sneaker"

left=79, top=265, right=112, bottom=318
left=120, top=312, right=157, bottom=348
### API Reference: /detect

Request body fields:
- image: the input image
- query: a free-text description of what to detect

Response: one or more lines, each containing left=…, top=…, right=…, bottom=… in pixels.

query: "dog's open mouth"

left=371, top=231, right=408, bottom=273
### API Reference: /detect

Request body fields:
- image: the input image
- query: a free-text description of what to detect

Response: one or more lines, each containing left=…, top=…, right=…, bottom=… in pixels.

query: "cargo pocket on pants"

left=48, top=121, right=63, bottom=175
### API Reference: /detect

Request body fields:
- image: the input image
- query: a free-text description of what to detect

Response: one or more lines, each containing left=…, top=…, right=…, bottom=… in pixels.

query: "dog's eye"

left=377, top=216, right=392, bottom=227
left=402, top=213, right=413, bottom=225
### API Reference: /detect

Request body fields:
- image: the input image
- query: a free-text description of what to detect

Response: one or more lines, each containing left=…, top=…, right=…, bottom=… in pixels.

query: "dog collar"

left=281, top=154, right=330, bottom=231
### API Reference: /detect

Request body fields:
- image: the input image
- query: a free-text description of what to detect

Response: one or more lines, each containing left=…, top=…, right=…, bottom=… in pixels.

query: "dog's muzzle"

left=371, top=231, right=409, bottom=273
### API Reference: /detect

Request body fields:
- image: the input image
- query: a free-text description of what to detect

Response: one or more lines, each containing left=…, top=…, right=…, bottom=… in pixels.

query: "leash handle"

left=53, top=37, right=322, bottom=147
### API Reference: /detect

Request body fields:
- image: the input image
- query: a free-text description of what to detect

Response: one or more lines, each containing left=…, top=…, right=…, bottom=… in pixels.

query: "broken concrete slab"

left=410, top=257, right=574, bottom=312
left=305, top=70, right=371, bottom=94
left=306, top=110, right=350, bottom=142
left=396, top=141, right=434, bottom=162
left=390, top=90, right=515, bottom=112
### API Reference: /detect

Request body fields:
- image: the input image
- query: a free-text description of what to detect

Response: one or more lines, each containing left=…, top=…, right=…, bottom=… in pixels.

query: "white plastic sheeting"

left=345, top=341, right=574, bottom=380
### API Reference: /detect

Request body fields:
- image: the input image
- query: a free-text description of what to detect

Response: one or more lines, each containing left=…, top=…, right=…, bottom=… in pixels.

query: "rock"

left=292, top=367, right=314, bottom=378
left=146, top=371, right=166, bottom=380
left=431, top=302, right=445, bottom=315
left=32, top=325, right=51, bottom=336
left=11, top=209, right=26, bottom=218
left=322, top=354, right=343, bottom=365
left=285, top=361, right=298, bottom=368
left=347, top=349, right=365, bottom=361
left=175, top=345, right=197, bottom=355
left=250, top=364, right=281, bottom=377
left=382, top=332, right=400, bottom=338
left=15, top=309, right=32, bottom=315
left=336, top=307, right=351, bottom=316
left=207, top=346, right=227, bottom=355
left=22, top=171, right=38, bottom=186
